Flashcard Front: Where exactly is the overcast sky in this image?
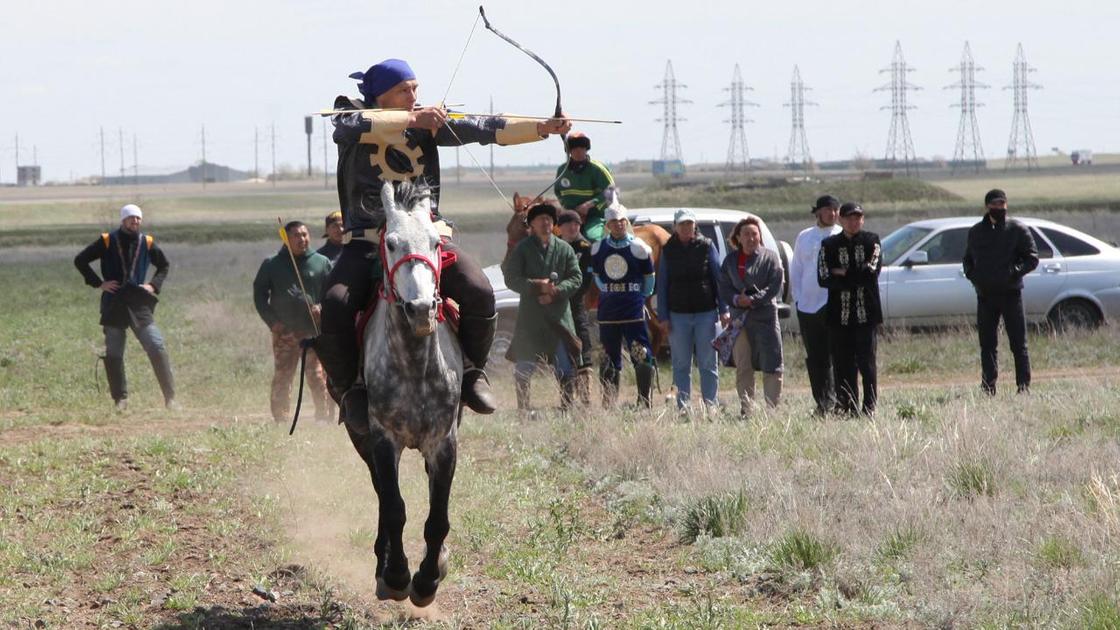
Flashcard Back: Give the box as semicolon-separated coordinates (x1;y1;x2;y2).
1;0;1116;183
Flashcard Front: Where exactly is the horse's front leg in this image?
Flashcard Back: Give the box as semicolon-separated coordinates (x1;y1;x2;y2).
344;428;390;582
367;432;411;601
410;435;457;607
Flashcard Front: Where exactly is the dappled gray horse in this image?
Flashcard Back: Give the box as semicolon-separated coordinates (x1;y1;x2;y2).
345;180;462;607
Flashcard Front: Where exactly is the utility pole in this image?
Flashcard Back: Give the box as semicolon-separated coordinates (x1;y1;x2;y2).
304;116;313;177
650;60;690;163
1004;43;1041;170
876;41;920;174
718;63;758;174
132;135;139;185
99;127;106;185
201;125;207;188
945;42;988;173
254;126;260;180
118;128;125;181
784;65;816;171
270;123;277;189
14;134;19;178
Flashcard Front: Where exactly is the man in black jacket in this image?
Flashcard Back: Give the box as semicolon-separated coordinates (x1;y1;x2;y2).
962;189;1039;394
818;203;882;416
74;204;176;411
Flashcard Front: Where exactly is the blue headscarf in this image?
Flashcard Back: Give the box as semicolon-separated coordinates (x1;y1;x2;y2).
349;59;416;103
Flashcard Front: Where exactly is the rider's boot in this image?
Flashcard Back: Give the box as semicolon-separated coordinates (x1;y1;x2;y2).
458;314;498;414
314;332;369;435
634;361;655;409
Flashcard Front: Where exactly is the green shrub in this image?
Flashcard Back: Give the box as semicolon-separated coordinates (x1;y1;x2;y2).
876;524;923;562
1035;536;1084;570
678;490;749;544
946;458;997;499
770;529;838;571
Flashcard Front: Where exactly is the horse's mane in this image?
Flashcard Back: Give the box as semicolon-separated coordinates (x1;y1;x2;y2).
394;180;435;213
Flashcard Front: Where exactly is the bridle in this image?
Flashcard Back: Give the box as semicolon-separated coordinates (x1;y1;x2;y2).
378;226;445;321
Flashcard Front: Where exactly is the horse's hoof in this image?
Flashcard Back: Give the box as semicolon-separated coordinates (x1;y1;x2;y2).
409;588;437;608
375;576;410;602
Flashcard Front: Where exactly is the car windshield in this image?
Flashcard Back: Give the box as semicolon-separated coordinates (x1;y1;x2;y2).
881;226;934;265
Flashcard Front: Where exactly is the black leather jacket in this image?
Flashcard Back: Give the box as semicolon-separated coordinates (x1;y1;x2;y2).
963;215;1039;297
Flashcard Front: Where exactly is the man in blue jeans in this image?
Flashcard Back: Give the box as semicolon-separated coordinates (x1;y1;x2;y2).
657;209;729;411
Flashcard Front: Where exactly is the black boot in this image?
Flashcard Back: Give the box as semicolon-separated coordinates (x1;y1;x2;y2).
515;370;532;412
634;362;654;408
314;332;368;435
147;347;177;408
458;314;498;414
559;376;576;411
600;364;619;408
104;356;128;409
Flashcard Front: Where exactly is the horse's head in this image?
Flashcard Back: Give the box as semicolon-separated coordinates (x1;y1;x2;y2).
506;193;535;243
381;181;443;337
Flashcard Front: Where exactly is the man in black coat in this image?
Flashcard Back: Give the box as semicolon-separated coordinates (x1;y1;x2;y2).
74;204;177;411
962;189;1039;394
817;202;882;416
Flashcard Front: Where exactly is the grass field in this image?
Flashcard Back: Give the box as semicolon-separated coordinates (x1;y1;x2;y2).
3;172;1120;627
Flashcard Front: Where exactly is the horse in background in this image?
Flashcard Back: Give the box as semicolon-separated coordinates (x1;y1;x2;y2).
346;180;461;608
503;190;671;357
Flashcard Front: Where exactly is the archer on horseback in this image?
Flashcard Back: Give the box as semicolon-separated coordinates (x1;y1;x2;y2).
315;58;571;431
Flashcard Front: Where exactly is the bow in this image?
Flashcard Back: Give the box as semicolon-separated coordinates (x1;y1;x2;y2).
478;6;571;201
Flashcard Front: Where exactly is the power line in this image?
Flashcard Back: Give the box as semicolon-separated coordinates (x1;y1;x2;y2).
718;63;758;174
650;60;690;162
875;41;920;174
784;65;816;171
1004;43;1041;170
945;41;988;173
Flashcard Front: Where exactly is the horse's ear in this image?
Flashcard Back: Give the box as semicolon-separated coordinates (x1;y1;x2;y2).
512;192;522;212
380;181;396;213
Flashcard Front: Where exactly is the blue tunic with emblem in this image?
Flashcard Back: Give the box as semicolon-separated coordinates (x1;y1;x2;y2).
589;235;655;323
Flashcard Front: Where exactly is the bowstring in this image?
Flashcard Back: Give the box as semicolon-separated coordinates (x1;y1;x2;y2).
439;12;481;109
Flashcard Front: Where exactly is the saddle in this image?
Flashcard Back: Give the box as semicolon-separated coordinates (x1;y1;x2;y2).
355;247;461;345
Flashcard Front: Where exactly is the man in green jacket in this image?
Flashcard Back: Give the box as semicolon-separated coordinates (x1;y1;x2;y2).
554;132;615;241
501;200;584;411
253;221;334;423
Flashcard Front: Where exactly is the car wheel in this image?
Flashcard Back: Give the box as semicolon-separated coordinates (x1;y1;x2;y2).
1048;298;1102;331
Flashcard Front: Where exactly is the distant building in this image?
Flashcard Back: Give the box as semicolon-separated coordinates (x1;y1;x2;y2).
17;166;41;186
99;161;249;185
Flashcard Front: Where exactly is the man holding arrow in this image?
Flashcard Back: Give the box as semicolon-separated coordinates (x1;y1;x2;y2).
317;58;570;431
254;221;333;424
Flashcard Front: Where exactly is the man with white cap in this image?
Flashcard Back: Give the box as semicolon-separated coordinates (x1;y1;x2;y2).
588;201;657;407
74;204;177;411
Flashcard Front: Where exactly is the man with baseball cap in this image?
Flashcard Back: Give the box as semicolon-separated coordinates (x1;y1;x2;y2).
501;200;583;411
319;58;571;430
557;209;596;404
817;202;882;416
589;201;657;407
74;204;177;411
962;189;1039;394
656;208;728;412
790;194;842;415
554;132;616;241
316;211;344;264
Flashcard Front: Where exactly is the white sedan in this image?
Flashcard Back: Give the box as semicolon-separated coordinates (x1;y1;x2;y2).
880;217;1120;328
